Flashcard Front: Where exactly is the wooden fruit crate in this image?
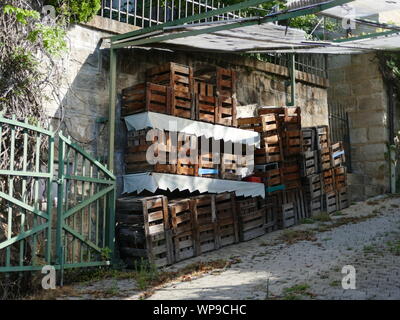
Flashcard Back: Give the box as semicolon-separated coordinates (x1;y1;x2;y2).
316;125;330;150
190;195;219;255
334;166;347;191
303;174;323;200
255;135;283;164
307;196;324;217
322;169;335;193
319;147;332;171
284;188;307;221
331;141;346;167
116;195;174;268
283;130;302;156
168;199;196;262
217;95;237;127
147;62;194;119
280;203;296;229
194;80;217;123
237;114;279;135
300;150;318;177
324;191;338;214
301;128;316;152
337;188;349;210
121;82;171;116
258;107;301;131
254;164;285;194
176;133;198;176
263;194;279;232
221;143;245;180
198;152;219;178
125;129;176;174
215;193;239;247
282;161;302;190
236;197;266;241
217;67;236;97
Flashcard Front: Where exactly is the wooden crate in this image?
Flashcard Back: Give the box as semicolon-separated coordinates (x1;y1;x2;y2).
198;152;219;178
125;129;176;174
307;196;324;217
300;150;318;177
324;191;338;214
147;62;194;119
322;169;335;193
263;194;280;232
303;174;323;200
255;135;283;164
190;195;219;255
237;114;279;134
217;67;236;97
215;193;239;247
168;199;196;262
334;166;347;191
194;80;217;123
221;142;245;180
337;188;349;210
301;128;316;152
176;133;198;176
116;195;174;268
236;197;266;241
121;82;171;116
283;130;302;156
282;161;302;190
280;203;296;229
217;95;237;127
254;164;285;194
316;125;330;150
284;188;307;221
258;107;301;131
319;147;332;171
331;141;346;167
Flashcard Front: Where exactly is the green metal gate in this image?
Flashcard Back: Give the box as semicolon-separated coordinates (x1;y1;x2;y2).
0;116;116;273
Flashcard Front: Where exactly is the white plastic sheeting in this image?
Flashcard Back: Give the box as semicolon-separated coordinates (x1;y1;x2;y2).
124;112;261;147
322;0;400;18
123;172;266;198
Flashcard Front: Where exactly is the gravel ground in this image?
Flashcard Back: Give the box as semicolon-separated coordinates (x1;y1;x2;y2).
61;194;400;300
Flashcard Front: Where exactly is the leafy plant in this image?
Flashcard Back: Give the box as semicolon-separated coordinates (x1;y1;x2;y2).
45;0;101;23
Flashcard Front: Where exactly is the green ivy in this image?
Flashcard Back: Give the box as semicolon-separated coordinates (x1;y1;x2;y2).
45;0;101;23
3;4;40;24
28;24;67;56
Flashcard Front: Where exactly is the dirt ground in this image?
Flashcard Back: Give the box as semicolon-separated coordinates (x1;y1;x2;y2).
53;194;400;300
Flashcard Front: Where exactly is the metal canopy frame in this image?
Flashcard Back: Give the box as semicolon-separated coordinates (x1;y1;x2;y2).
108;0;395;170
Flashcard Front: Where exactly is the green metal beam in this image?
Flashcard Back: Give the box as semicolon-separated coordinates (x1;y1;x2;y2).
0;190;49;220
63;224;103;253
108;48;117;173
287;54;296;107
111;0;355;49
0;116;54;137
110;0;276;43
333;30;400;43
0;223;49;251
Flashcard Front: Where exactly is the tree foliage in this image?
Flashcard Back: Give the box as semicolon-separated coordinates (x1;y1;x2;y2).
45;0;101;23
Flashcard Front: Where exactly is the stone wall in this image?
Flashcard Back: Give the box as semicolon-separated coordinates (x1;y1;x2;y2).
327;53;391;200
44;20;329;194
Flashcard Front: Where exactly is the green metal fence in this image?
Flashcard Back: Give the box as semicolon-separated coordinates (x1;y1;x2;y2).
0;116;116;273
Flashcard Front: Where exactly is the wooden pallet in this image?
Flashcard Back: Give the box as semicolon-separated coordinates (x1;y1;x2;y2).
147;62;195;119
322;169;335;193
194;80;217;123
334;166;347;191
337;187;349;210
236;197;266;241
217;95;237;127
331;141;346;167
121;82;171;116
125;129;176;174
300;150;318;177
190;195;219;255
303;174;323;200
316;125;330;150
116;195;174;268
168;199;196;262
283;130;302;156
319;147;332;171
215;193;239;247
284;188;307;220
301;128;316;152
307;196;324;217
324;191;338;214
282;161;302;190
